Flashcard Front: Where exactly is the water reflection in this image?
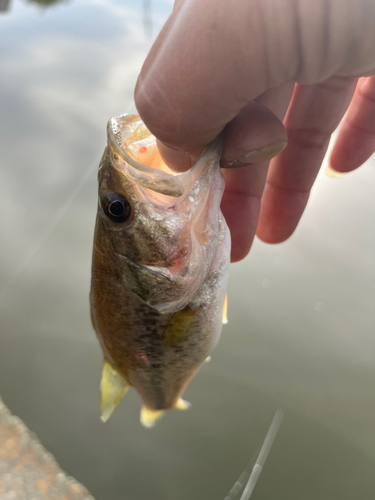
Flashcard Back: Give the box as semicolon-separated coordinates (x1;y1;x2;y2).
26;0;67;7
0;0;10;12
142;0;153;39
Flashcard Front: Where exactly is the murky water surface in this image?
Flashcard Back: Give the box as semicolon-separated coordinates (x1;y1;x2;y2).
1;1;375;498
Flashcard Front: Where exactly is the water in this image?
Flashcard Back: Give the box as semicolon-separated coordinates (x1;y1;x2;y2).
1;1;375;498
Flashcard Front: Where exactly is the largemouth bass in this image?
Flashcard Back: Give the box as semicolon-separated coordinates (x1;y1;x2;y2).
90;114;230;427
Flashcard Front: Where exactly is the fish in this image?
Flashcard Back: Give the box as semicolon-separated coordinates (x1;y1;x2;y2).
90;113;230;427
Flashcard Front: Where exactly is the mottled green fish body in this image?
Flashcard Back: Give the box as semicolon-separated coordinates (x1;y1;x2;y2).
90;114;230;426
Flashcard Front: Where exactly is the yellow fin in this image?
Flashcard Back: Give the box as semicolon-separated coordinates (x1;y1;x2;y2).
164;307;198;346
140;406;165;428
100;359;129;423
174;398;191;411
325;165;345;179
205;356;211;363
222;293;228;325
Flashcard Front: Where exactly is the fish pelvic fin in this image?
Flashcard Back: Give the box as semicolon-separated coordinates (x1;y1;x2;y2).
205;355;211;363
222;293;228;325
140;406;165;428
100;359;129;423
174;398;191;411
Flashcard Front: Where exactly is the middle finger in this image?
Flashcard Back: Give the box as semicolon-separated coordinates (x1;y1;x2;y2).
256;76;358;244
221;82;295;262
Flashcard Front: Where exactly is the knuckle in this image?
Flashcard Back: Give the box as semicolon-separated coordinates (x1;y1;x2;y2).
286;128;330;149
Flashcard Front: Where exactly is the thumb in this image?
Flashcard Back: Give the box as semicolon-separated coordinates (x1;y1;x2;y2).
156;101;287;172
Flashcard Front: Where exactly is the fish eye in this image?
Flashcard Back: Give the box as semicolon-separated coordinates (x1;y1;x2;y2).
102;193;132;223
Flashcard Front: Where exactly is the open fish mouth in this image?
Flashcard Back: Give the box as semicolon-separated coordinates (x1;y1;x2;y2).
107;113;222;199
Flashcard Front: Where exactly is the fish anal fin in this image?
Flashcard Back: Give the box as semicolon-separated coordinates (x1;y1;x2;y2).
100;359;129;423
222;293;228;325
140;406;165;428
174;398;191;411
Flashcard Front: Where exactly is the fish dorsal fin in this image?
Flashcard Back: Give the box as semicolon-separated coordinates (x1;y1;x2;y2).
100;359;129;423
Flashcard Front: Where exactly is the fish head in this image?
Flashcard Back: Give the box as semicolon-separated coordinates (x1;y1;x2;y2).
95;114;224;313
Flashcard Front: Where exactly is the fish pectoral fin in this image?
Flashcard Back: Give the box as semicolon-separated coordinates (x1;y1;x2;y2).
222;293;228;325
164;307;198;347
174;398;191;411
100;359;129;423
140;406;165;428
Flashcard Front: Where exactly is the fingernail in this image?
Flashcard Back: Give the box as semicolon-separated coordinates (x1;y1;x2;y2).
325;165;346;179
224;141;287;167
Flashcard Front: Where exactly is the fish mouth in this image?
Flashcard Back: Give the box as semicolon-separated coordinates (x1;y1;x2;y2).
107;114;222;198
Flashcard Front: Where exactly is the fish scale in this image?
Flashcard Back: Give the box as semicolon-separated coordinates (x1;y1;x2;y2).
90;114;230;427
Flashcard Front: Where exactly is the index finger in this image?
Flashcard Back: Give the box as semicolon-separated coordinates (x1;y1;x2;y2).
135;0;375;161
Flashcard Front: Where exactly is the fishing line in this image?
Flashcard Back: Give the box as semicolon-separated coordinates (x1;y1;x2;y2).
223;456;257;500
240;409;284;500
223;409;284;500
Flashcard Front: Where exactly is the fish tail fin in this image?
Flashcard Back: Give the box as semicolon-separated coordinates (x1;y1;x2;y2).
140;406;165;428
100;359;129;423
222;293;228;325
174;398;191;411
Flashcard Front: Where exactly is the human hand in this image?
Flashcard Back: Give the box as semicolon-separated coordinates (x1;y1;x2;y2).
135;0;375;262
